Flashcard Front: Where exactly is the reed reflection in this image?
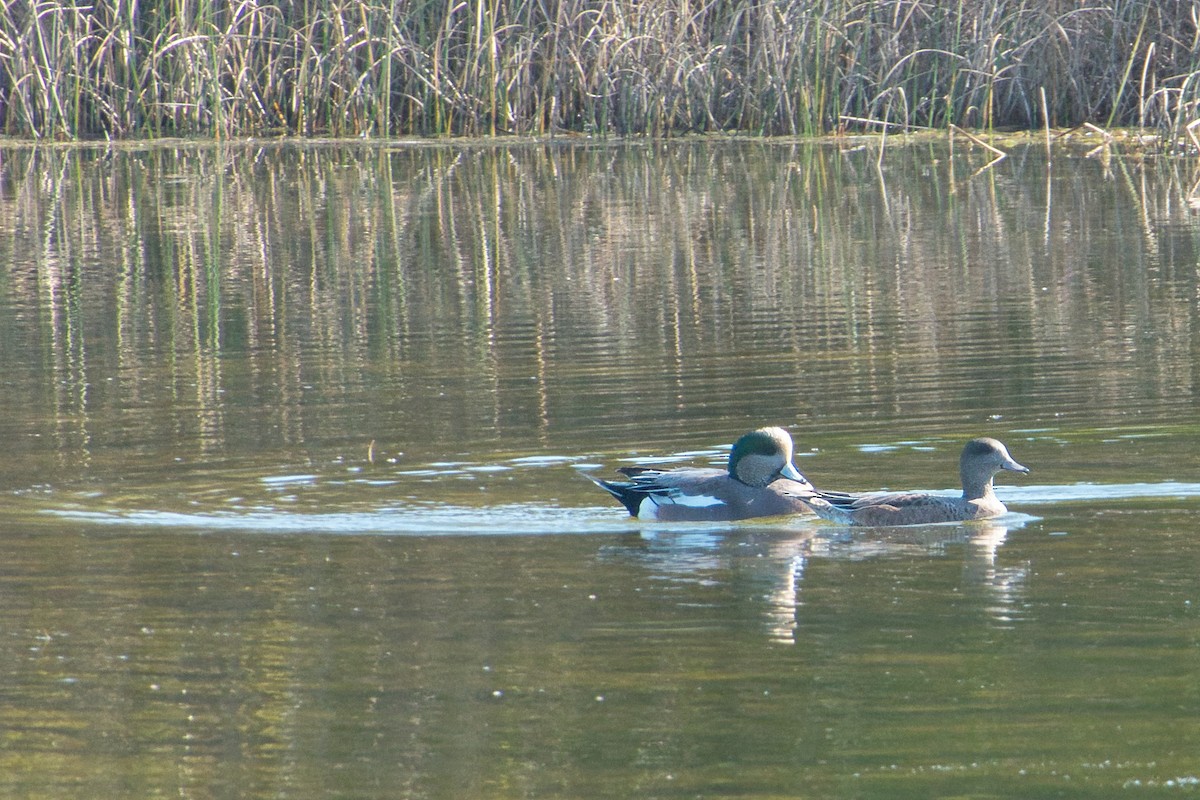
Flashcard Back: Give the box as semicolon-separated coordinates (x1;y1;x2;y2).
0;141;1199;499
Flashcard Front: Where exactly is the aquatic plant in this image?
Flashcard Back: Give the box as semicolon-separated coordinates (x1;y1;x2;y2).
0;0;1197;139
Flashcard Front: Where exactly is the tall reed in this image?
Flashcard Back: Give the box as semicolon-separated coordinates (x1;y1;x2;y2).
0;0;1197;139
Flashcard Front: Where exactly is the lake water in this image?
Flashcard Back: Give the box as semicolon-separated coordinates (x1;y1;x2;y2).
1;137;1199;798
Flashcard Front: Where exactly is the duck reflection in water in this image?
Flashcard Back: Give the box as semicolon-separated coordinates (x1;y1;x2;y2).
764;519;1031;643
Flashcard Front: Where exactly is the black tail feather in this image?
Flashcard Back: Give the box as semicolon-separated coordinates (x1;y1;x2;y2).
585;474;643;516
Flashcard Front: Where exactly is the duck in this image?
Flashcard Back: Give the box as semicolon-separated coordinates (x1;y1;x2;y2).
589;427;817;521
792;437;1029;527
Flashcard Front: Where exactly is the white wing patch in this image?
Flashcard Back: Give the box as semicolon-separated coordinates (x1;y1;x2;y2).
668;494;724;508
638;492;725;518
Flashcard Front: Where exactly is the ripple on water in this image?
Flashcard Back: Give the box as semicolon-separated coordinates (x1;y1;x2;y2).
24;474;1200;537
1005;481;1200;504
41;504;640;536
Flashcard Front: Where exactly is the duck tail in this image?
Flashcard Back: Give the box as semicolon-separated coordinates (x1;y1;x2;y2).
584;473;644;516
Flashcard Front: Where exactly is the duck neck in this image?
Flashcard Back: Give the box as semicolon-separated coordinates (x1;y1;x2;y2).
962;475;996;502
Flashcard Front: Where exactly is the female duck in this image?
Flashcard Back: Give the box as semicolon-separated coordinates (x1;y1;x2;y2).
795;437;1029;526
590;427;816;521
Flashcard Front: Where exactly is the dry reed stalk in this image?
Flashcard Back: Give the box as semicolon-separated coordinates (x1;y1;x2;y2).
1187;119;1200;153
0;0;1198;139
1040;86;1051;159
949;124;1005;159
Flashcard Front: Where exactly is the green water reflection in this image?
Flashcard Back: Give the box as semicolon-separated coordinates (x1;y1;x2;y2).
2;139;1199;495
2;514;1199;798
1;139;1199;797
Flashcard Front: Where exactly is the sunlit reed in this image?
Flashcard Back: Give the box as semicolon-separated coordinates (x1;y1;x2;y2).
1;1;1198;139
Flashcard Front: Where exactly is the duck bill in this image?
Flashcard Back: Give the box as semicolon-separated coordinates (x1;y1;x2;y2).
1004;459;1030;475
779;462;809;483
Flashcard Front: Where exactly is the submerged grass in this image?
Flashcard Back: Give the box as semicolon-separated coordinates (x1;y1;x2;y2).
1;0;1199;140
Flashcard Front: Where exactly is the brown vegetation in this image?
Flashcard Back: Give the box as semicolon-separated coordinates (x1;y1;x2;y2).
0;1;1198;139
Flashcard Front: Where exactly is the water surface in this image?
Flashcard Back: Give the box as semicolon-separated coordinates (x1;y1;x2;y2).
1;138;1199;797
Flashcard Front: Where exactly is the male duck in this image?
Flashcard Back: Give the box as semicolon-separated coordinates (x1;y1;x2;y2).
589;427;816;521
794;437;1029;527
